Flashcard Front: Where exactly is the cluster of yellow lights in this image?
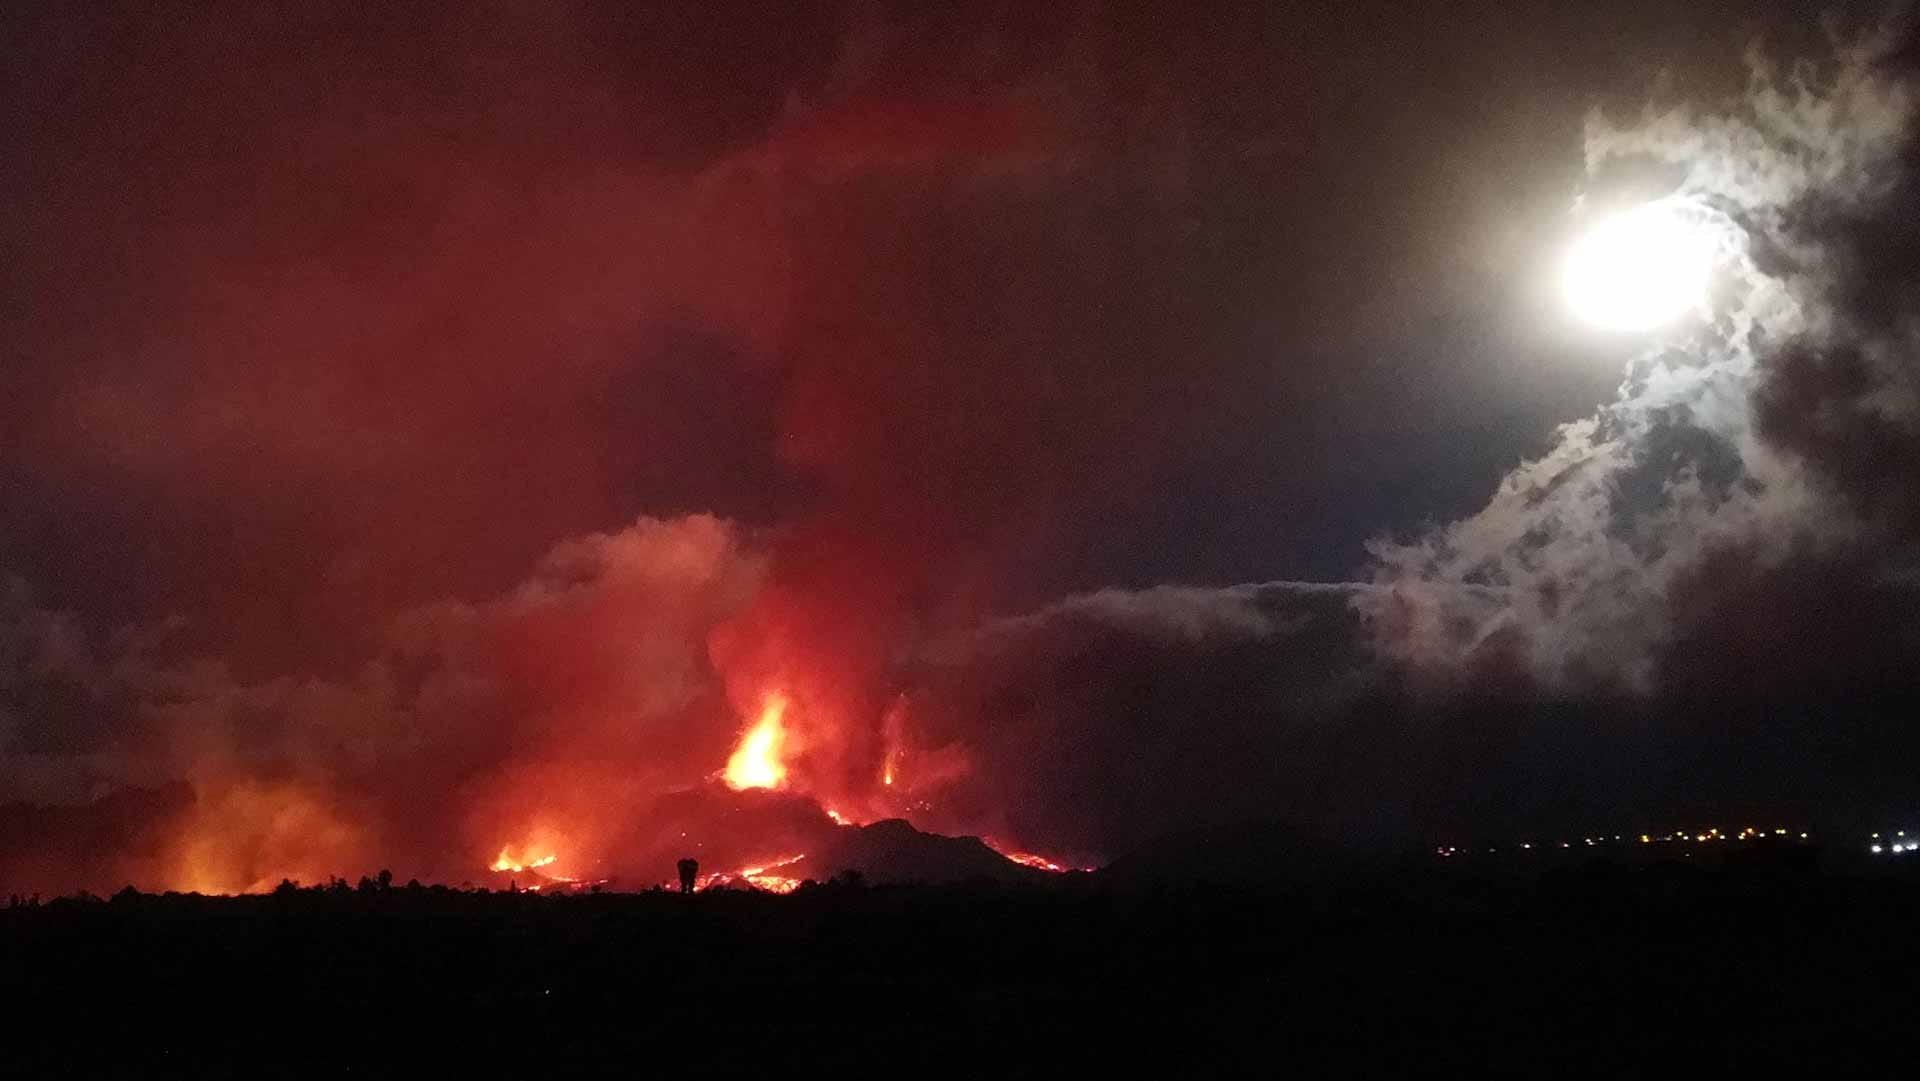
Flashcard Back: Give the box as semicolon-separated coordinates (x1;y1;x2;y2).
1635;827;1805;844
1445;828;1811;856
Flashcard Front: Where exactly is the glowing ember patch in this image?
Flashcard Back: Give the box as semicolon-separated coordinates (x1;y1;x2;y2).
825;808;850;825
724;693;790;790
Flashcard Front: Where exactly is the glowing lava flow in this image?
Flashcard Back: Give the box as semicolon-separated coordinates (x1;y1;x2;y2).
984;840;1090;874
490;849;558;874
738;854;807;894
681;854;808;893
724;693;790;790
1001;851;1070;873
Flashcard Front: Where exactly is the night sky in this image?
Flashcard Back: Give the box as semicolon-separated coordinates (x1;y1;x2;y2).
4;0;1919;893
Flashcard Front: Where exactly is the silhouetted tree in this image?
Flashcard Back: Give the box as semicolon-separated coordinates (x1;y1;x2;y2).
677;858;699;894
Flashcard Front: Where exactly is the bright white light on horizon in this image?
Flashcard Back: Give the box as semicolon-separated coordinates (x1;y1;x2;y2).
1563;202;1714;332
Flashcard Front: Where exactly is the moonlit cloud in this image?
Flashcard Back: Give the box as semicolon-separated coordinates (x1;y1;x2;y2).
1365;25;1919;692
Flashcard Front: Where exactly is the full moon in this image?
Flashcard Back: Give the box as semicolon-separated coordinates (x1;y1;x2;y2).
1562;201;1713;332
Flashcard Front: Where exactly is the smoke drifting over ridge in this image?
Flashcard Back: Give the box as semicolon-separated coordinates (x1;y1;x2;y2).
6;4;1920;892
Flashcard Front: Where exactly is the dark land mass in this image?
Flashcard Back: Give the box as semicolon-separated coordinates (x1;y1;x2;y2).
782;817;1059;885
7;839;1920;1077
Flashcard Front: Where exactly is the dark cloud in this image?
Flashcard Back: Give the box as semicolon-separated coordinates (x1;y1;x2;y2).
903;581;1381;862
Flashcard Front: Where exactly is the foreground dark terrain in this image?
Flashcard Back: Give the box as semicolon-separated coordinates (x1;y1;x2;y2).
8;850;1919;1077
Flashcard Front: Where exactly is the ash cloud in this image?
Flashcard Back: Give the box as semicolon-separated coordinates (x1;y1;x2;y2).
904;581;1384;863
2;516;771;892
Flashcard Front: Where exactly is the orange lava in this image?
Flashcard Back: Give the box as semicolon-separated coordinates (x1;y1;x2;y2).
724;693;790;790
738;854;807;894
489;848;558;874
879;693;906;788
680;853;808;893
984;840;1087;873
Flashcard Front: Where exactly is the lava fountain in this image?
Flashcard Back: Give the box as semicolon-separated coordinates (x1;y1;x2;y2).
724;693;791;790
